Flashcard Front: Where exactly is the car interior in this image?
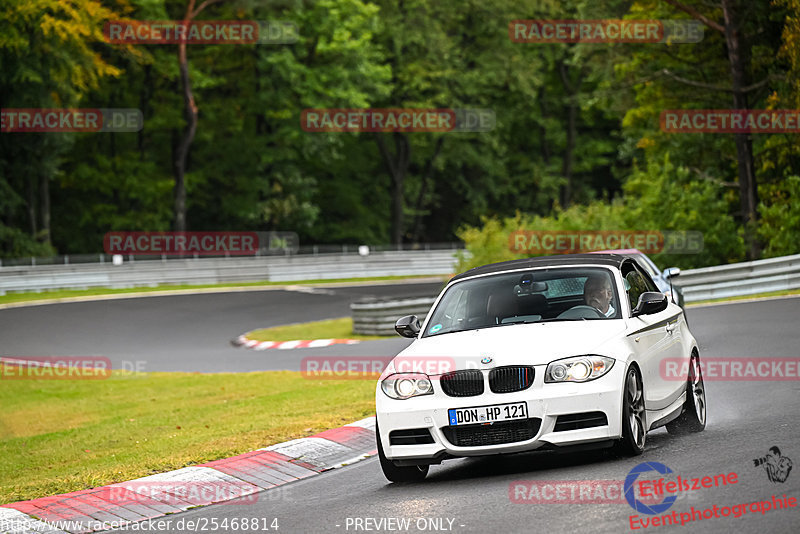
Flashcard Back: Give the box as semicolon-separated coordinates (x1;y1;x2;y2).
441;269;622;332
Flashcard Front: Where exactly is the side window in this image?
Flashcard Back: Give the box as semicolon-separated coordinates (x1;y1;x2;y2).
636;264;660;293
625;270;648;312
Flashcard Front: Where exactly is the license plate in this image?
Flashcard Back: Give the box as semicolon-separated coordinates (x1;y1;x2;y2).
448;402;527;426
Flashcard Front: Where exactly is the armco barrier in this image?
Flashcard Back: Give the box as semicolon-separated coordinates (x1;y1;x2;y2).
674;253;800;302
351;296;438;336
0;249;460;295
2;246;798;303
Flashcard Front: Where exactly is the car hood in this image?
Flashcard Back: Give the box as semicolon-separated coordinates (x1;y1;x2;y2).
394;320;627;373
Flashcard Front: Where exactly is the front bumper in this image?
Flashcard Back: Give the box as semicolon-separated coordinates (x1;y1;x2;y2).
376;362;624;461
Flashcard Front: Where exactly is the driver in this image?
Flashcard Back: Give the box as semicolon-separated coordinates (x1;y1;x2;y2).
584;274;615;317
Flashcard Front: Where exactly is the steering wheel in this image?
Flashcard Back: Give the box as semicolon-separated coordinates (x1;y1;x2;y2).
556;305;604;319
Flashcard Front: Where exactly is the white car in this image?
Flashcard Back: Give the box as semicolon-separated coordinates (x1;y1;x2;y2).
375;254;706;482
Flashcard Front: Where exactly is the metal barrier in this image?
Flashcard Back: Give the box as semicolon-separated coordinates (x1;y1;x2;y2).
3;243;798;304
351;297;438;336
0;249;460;295
675;253;800;302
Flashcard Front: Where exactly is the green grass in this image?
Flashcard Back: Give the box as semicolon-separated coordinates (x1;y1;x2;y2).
687;287;800;307
0;367;376;504
245;317;390;342
0;274;445;307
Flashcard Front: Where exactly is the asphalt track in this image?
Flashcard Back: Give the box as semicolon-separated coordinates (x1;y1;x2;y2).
87;295;798;534
4;286;800;533
0;282;441;372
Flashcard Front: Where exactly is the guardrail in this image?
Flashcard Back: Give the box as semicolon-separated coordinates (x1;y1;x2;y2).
351;297;438;336
675;253;800;302
0;249;461;295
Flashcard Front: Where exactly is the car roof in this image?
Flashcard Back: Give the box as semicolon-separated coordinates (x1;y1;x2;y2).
589;248;643;255
451;253;629;283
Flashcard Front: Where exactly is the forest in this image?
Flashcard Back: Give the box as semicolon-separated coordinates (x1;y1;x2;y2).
2;0;799;269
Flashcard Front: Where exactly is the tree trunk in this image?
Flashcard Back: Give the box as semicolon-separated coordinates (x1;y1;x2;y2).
410;136;445;242
172;1;205;232
562;102;577;207
722;0;760;259
375;132;410;245
26;175;36;236
558;60;579;208
39;173;50;245
173;36;196;232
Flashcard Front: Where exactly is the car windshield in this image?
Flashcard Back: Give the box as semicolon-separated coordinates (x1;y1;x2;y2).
423;267;621;337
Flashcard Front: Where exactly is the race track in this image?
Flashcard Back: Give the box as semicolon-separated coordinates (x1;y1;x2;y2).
0;282;441;372
4;288;799;533
102;296;800;534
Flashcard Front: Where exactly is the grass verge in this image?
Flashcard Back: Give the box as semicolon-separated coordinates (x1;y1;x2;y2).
0;367;376;504
244;317;390;342
686;287;800;307
0;274;446;307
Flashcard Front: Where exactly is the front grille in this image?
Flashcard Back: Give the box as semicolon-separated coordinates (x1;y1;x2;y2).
489;366;534;393
553;411;608;432
440;370;484;397
389;428;435;445
442;419;541;447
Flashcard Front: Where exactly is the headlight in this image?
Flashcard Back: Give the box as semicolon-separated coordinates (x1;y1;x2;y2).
381;373;434;399
545;355;615;383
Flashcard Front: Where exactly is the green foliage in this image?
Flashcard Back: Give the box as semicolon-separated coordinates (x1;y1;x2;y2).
758;175;800;257
0;0;798;262
457;155;745;272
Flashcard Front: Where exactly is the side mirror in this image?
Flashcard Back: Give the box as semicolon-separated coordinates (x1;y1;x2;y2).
632;292;668;317
395;315;421;338
663;267;681;279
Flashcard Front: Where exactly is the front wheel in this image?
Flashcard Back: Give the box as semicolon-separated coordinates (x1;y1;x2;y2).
376;421;429;482
666;353;707;435
614;365;646;456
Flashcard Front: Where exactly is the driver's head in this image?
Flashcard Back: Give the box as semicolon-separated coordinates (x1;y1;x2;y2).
584;273;613;313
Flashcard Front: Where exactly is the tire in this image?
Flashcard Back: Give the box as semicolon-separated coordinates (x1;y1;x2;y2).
614;365;646;456
666;352;707;435
376;421;429;482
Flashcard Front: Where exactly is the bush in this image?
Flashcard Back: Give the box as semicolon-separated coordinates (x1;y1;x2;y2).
456;154;746;273
758;175;800;258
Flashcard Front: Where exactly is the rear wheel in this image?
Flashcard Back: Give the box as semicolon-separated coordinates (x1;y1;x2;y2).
614;365;646;456
666;352;706;435
376;422;429;482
